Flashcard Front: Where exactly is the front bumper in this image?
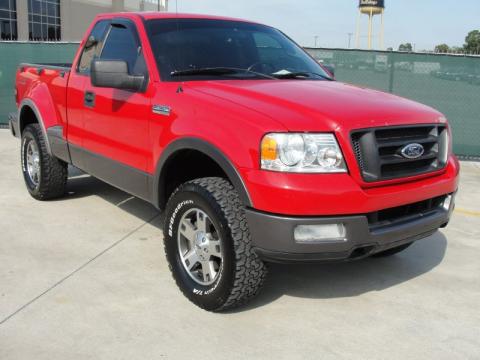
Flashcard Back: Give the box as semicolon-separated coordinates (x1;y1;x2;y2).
240;157;459;215
246;194;454;263
8;112;19;138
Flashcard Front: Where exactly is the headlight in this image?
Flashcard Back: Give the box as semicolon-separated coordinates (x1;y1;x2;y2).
261;133;347;173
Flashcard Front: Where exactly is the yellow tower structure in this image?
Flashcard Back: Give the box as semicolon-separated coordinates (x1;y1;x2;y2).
355;0;385;50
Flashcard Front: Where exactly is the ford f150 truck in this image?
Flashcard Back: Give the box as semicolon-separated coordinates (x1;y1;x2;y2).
9;13;459;311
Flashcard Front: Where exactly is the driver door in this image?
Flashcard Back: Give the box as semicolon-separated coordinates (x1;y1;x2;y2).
81;20;152;199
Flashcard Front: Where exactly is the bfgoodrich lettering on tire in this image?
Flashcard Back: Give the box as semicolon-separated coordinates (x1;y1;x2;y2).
163;177;267;311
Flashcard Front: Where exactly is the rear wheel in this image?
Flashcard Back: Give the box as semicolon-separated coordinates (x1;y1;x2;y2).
163;177;267;311
372;242;412;258
21;124;67;200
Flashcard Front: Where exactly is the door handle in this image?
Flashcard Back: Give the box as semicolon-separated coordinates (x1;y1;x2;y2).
84;91;95;108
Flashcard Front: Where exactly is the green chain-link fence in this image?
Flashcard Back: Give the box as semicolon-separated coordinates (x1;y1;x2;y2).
0;42;78;127
1;43;479;157
306;48;480;157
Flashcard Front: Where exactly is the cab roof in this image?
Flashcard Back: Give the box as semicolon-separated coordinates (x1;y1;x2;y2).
96;12;257;24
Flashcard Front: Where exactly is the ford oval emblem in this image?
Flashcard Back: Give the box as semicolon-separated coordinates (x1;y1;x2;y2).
401;143;425;159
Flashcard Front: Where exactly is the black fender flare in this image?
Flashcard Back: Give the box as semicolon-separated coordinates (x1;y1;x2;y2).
153;137;253;209
18;99;52;154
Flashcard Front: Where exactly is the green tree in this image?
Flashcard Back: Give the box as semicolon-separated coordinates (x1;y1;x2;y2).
398;43;413;52
464;30;480;54
435;44;450;53
451;46;465;54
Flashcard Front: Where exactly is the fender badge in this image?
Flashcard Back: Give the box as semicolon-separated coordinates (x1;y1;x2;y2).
152;105;171;116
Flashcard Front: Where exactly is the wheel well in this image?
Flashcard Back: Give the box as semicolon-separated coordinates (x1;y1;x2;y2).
19;106;38;134
159;149;229;209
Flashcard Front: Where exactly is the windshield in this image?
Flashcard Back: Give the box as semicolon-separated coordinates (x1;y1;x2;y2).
146;19;331;81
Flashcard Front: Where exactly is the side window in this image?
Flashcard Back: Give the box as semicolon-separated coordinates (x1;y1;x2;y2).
100;24;146;75
77;20;109;74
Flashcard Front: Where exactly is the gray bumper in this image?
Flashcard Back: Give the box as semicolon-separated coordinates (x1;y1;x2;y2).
246;197;454;263
8;112;20;138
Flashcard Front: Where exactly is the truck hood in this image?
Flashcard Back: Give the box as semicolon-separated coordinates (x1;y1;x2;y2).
187;80;444;132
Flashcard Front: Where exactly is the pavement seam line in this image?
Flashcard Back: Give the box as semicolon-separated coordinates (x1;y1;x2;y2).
0;214;160;326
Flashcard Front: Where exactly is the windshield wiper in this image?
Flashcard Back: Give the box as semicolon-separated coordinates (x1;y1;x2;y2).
170;67;277;80
272;71;334;81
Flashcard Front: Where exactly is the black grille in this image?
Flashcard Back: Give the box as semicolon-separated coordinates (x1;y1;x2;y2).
351;124;448;182
367;195;447;229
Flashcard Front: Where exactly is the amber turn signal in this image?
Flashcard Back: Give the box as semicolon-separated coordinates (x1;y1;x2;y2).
261;135;278;161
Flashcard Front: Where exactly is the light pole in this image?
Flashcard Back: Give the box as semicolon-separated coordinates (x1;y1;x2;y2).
347;33;353;48
314;35;319;48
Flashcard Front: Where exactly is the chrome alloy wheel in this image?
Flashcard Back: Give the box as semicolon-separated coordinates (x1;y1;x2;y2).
25;140;40;187
177;208;223;286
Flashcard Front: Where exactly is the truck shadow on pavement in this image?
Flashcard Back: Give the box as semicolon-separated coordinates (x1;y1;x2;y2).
63;167;162;223
240;231;447;311
63;168;447;312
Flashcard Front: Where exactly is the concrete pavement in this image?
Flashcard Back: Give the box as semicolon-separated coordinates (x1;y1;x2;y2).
0;129;479;359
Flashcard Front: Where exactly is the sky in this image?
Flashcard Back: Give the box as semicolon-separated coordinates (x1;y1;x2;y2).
168;0;480;51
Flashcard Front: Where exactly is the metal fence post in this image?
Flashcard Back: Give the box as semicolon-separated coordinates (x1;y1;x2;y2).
388;52;395;93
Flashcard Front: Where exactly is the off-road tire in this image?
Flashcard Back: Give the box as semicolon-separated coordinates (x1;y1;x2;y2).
163;177;267;311
21;124;67;200
372;242;413;257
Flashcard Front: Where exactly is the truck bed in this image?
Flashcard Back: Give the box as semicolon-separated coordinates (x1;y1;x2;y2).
19;63;72;71
15;63;72;134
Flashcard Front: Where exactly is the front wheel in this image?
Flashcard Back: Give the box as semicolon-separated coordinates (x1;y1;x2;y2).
163;177;267;311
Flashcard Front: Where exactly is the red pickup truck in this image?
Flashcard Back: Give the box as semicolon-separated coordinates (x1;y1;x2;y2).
9;12;459;311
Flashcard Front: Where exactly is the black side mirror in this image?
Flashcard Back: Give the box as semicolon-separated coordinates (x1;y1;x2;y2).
323;64;335;78
91;59;146;92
